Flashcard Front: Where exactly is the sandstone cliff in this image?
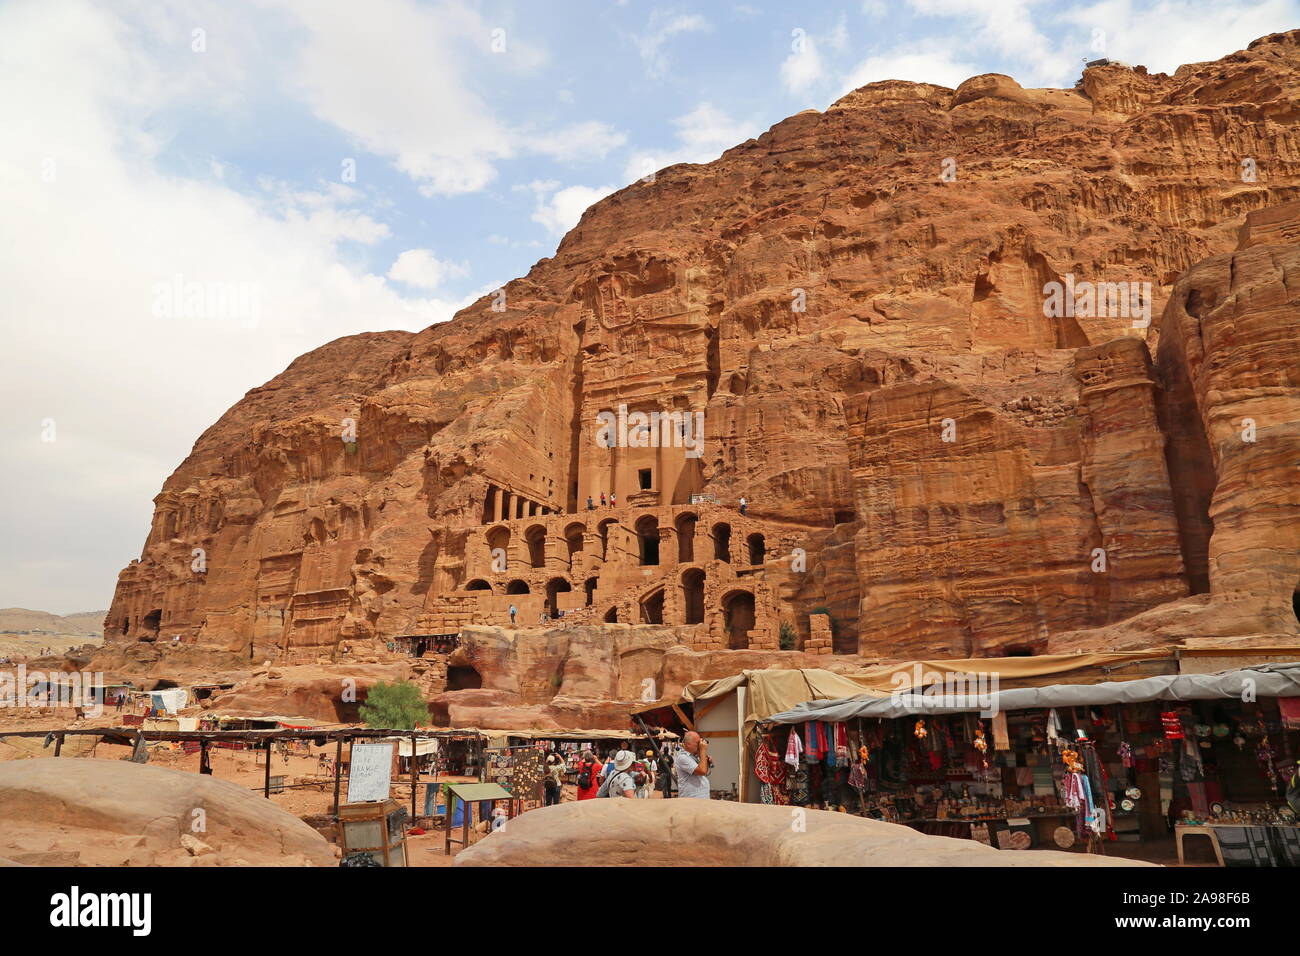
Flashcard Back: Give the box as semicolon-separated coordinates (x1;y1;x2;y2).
107;31;1300;674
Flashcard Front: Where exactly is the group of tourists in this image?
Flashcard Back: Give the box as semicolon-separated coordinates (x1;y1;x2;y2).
541;731;712;803
585;492;619;510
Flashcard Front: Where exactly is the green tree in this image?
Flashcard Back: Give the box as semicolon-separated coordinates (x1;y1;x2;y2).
358;680;427;730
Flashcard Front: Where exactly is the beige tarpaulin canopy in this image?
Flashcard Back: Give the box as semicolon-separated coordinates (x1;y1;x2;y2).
674;650;1172;733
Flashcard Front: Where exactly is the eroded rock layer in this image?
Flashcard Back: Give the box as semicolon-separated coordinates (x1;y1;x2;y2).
108;33;1300;679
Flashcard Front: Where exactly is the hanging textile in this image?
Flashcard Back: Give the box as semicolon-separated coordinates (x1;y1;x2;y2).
834;722;851;765
784;727;804;767
991;711;1010;751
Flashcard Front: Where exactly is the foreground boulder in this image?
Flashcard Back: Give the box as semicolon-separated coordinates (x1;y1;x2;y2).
455;800;1155;867
0;758;336;866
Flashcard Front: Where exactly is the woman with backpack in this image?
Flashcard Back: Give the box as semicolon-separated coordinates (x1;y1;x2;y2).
596;751;639;799
575;749;602;801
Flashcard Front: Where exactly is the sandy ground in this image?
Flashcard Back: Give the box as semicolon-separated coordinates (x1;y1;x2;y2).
0;706;628;866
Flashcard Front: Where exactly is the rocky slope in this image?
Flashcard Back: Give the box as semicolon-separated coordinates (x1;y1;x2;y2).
107;31;1300;672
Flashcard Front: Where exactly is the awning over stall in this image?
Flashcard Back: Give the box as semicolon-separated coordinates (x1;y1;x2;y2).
761;662;1300;724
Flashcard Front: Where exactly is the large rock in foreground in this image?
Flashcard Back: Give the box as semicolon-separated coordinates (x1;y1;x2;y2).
455;800;1155;867
0;758;336;866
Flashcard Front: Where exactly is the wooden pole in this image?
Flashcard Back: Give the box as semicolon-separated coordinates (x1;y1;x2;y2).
332;736;344;817
53;733;64;757
410;729;419;821
263;739;272;798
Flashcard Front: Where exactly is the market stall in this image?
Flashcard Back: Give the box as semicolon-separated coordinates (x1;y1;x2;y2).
753;663;1300;862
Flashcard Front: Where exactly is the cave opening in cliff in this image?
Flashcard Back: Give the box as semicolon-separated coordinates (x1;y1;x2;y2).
506;580;530;594
723;590;755;649
1293;586;1300;624
140;609;162;641
636;515;660;565
446;665;482;691
482;485;498;525
525;524;547;568
713;523;732;562
465;579;492;591
681;568;705;624
546;577;572;617
640;588;665;625
675;512;698;562
486;525;510;560
604;606;618;623
584;576;597;606
747;533;766;566
599;518;617;560
564;522;586;568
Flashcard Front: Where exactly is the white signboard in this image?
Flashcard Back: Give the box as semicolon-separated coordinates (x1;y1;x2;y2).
346;742;394;803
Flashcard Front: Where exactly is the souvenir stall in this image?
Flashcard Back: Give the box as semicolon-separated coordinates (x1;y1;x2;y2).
754;663;1300;862
482;729;679;800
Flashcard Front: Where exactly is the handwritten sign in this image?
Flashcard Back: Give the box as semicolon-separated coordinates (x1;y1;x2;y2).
346;742;394;803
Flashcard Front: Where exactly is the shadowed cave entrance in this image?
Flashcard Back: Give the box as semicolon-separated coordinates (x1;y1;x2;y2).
446;665;482;691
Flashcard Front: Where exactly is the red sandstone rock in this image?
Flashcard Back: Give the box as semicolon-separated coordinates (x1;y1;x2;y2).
105;32;1300;705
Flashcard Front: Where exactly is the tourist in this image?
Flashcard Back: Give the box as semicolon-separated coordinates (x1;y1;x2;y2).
587;495;594;510
544;752;565;806
636;750;656;798
600;492;607;506
575;750;602;800
597;750;638;798
674;731;711;799
657;747;675;798
602;751;616;781
609;493;617;507
738;495;747;515
508;604;517;625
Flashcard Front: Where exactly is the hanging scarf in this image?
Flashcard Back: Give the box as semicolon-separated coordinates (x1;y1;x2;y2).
784;728;804;767
834;722;851;765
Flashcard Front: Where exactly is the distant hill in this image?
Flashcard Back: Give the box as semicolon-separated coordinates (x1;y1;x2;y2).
0;608;106;637
0;609;106;658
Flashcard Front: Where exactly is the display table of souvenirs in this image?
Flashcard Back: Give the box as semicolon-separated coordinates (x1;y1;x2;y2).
1173;805;1300;866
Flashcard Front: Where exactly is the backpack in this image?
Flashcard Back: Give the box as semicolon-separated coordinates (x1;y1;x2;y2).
577;762;594;790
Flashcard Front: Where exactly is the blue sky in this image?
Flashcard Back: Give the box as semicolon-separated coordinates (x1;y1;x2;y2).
3;0;1297;613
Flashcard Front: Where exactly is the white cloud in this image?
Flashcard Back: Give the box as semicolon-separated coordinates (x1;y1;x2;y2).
623;102;760;183
634;11;711;78
781;30;827;95
531;121;629;162
282;0;625;196
840;47;980;92
387;249;470;290
529;182;618;236
0;0;465;611
1056;0;1299;76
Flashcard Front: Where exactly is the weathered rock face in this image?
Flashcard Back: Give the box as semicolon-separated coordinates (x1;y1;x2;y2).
0;759;336;866
454;799;1155;867
108;32;1300;675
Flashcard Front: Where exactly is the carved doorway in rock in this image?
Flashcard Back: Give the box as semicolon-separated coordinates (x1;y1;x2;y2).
722;589;755;649
681;568;705;625
635;515;660;566
640;587;665;625
446;665;482;691
525;524;547;568
712;523;731;562
546;577;572;618
564;522;586;570
675;512;697;563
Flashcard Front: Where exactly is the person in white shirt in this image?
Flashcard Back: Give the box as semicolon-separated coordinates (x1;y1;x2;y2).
674;731;711;799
